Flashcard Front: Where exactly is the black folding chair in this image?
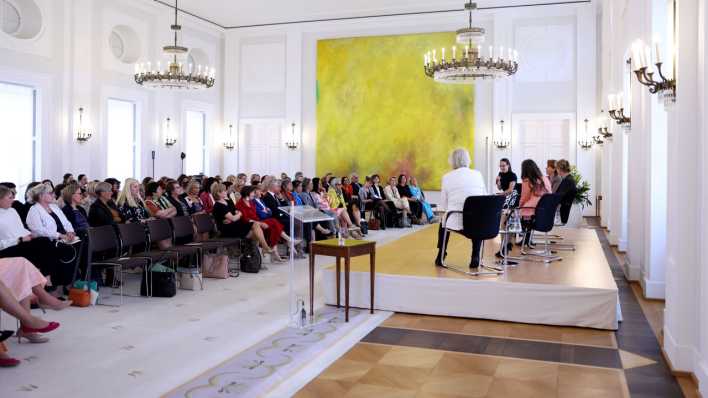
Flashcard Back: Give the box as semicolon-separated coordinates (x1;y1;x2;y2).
441;195;506;276
520;194;563;263
87;225;151;305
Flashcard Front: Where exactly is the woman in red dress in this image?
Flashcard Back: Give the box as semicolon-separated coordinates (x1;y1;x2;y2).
236;186;286;262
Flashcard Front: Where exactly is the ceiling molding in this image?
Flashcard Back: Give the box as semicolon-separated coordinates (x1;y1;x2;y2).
152;0;591;31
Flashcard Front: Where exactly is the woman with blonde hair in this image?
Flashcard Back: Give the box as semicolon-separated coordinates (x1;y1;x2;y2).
117;178;150;223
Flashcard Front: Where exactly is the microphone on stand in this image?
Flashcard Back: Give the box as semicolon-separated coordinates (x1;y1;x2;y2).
180;152;186;175
151;150;156;178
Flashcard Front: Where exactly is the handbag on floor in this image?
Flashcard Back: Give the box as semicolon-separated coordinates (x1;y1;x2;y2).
359;220;368;235
239;240;262;273
178;272;201;291
203;254;229;279
367;215;380;230
140;263;177;297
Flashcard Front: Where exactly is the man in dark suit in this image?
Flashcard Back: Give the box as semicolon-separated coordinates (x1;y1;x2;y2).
554;159;577;224
262;180;290;231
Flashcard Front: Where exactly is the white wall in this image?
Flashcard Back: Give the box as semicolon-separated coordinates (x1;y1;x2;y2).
600;0;708;394
223;3;599;202
0;0;225;184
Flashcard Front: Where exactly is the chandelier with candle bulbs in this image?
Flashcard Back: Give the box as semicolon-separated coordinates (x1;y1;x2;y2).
134;0;215;90
423;2;519;83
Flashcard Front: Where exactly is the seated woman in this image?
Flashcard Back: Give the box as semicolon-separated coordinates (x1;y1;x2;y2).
0;278;60;366
164;180;190;217
89;182;124;227
397;175;424;224
226;182;241;205
358;177;388;230
145;182;177;219
340;176;363;226
327;178;362;237
81;181;98;215
199;177;216;214
408;176;436;223
26;183;78;290
61;183;90;235
117;178;151;223
299;179;335;236
281;180;295;203
235;186;286;263
435;148;488;268
184;181;205;215
384;176;411;225
495;158;517;196
211;183;269;250
519;159;552;246
546;159;562;193
316;179;354;237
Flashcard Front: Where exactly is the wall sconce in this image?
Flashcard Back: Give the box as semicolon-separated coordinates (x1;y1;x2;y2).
164;117;177;147
631;39;676;105
493;120;509;149
578;118;594;150
285;122;299;150
75;107;93;143
607;93;631;128
223;124;236;151
596;110;612;139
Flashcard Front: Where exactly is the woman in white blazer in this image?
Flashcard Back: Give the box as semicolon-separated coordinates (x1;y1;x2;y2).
26;184;75;242
436;148;488;268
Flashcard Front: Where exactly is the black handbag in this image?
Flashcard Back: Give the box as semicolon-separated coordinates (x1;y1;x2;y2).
239;240;262;273
359;220;368;235
140;268;177;297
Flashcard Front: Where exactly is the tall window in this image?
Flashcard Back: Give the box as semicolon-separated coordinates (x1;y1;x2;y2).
185;110;206;175
0;81;37;195
106;98;137;181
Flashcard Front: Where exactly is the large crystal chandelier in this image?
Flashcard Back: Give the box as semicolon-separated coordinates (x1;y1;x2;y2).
134;0;215;90
423;2;519;83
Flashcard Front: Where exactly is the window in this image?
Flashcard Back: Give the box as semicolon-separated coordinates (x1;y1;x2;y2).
106;98;137;182
0;81;37;195
185;110;206;175
0;0;21;35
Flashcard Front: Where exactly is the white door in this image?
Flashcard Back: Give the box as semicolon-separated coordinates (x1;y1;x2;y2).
514;119;570;173
240;119;285;176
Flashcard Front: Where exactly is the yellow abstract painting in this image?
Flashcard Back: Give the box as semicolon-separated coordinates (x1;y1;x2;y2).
316;32;475;190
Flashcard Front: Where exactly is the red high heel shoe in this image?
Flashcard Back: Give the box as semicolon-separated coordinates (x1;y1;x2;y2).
0;357;20;367
20;321;60;334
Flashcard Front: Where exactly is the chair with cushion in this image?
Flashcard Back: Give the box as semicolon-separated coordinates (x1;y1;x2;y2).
87;225;151;304
193;213;241;248
519;193;563;263
440;195;506;276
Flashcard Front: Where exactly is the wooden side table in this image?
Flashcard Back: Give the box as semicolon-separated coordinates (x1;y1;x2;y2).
309;239;376;322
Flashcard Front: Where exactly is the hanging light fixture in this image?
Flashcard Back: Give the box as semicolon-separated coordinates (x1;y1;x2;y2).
578;118;594;149
134;0;215;90
164;117;177;147
493;120;509;149
285;123;299;150
75;107;93;143
423;2;519;83
223;124;236;151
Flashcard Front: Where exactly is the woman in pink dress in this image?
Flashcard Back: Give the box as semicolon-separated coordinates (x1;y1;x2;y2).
0;278;60;366
0;257;69;344
519;159;552;247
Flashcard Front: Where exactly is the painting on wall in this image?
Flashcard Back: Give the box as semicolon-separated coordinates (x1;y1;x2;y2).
316;32;475;190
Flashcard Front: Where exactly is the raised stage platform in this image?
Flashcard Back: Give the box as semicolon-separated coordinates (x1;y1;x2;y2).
322;224;620;330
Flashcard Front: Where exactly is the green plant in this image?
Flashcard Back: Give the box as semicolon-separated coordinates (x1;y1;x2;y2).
570;166;592;209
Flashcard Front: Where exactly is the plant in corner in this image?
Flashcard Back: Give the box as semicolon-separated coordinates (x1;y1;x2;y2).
570;166;592;209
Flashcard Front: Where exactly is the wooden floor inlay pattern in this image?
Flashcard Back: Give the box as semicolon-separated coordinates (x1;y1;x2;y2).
296;219;687;398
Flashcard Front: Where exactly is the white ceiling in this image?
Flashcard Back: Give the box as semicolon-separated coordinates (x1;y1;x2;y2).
160;0;590;29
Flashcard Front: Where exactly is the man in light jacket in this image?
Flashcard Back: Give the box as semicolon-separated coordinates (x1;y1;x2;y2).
436;148;487;268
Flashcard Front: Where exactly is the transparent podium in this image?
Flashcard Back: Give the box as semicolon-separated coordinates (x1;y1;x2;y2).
278;205;335;328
